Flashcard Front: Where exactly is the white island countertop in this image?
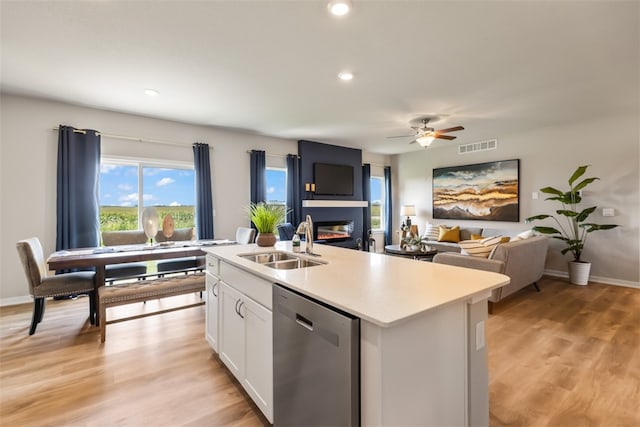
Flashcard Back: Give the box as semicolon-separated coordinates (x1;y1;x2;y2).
204;241;509;327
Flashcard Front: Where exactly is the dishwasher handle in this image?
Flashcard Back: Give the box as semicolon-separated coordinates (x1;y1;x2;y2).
295;313;313;331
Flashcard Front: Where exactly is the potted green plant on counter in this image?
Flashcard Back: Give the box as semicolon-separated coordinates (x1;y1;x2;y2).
526;165;619;285
247;202;288;247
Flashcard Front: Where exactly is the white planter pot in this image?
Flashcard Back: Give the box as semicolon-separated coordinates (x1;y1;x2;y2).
569;261;591;285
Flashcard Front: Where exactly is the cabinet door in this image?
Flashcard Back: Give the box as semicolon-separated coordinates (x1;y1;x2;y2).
219;282;245;380
205;271;219;352
241;296;274;423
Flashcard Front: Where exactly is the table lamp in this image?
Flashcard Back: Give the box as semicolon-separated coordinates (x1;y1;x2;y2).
400;205;416;227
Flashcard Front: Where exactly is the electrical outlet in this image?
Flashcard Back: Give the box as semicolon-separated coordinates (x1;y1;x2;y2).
603;208;615;217
532;192;538;200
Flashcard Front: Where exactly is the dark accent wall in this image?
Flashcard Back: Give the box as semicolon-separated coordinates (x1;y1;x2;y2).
298;140;364;249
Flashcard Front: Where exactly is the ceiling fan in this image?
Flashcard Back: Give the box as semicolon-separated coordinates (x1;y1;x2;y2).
387;117;464;147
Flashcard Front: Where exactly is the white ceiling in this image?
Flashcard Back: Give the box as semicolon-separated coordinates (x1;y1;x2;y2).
1;1;637;154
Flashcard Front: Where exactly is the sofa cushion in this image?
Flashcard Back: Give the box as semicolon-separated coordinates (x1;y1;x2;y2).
460;227;483;241
459;235;502;258
438;225;461;243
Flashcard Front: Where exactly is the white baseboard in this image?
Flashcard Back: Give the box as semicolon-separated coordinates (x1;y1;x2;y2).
0;295;32;307
544;269;640;289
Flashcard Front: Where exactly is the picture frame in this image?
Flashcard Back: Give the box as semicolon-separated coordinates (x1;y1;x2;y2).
432;159;520;222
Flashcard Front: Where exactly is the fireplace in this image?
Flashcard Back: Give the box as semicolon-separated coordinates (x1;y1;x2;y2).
314;220;354;243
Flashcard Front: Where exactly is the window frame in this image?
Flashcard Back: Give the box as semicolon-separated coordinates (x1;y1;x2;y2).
265;165;288;207
370;175;385;232
100;156;195;230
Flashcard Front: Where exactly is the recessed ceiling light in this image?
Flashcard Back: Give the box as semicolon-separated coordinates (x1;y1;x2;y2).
338;71;354;81
328;0;351;16
144;88;159;97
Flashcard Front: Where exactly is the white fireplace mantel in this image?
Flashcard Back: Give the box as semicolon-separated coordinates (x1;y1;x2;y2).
302;200;368;208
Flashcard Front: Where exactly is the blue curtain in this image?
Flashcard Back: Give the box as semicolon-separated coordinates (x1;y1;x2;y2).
286;154;301;225
362;163;371;250
384;166;393;245
250;149;266;201
193;143;214;239
56;125;101;251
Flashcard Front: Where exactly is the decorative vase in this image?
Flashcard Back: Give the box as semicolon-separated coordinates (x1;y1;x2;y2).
569;261;591;285
255;232;276;247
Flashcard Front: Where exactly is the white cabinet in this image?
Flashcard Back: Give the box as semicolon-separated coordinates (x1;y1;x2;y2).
240;293;272;418
217;267;273;423
205;271;219;351
219;282;245;378
205;256;220;352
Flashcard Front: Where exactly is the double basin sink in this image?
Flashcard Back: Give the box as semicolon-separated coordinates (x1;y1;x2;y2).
239;251;326;270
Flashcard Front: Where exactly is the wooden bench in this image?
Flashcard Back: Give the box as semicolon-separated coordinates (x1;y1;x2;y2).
98;272;206;342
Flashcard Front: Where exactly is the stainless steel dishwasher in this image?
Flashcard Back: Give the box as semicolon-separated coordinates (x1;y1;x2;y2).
273;284;360;426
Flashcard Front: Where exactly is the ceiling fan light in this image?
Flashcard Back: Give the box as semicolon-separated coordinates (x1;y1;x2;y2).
416;135;435;147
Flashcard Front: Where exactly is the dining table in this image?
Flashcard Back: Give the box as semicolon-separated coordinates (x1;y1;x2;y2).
47;240;234;325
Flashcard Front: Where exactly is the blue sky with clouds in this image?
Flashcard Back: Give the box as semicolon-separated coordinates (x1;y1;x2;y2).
100;164;194;206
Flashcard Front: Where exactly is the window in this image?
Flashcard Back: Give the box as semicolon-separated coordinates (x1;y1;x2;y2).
370;176;385;230
99;159;195;232
266;167;287;207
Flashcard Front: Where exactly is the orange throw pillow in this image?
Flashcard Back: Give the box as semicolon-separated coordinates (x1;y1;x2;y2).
438;225;460;243
471;234;483;240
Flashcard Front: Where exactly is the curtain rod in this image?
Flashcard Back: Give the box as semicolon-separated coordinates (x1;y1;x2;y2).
246;150;299;159
51;127;204;148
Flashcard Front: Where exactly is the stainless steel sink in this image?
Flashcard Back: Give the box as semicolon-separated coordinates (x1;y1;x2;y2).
238;251;325;270
239;251;298;264
263;258;325;270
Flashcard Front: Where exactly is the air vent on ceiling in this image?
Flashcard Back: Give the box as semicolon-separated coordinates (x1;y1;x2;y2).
458;139;497;155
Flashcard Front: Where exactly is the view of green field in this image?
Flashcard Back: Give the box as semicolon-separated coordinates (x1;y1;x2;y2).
100;206;195;232
371;202;381;229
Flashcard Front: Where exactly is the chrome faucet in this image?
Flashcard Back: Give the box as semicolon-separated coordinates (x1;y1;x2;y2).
296;214;315;255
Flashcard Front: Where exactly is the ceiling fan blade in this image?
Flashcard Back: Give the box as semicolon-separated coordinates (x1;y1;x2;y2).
387;134;415;139
435;134;456;140
436;126;464;134
409;140;418;144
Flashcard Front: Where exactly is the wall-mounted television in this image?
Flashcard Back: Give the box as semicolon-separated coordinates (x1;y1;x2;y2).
314;163;354;196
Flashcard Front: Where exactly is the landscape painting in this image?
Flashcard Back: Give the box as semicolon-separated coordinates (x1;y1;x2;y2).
432;159;519;221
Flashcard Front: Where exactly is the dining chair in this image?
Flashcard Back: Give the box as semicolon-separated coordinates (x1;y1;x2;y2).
102;230;148;283
16;238;96;335
236;227;256;244
156;227;203;275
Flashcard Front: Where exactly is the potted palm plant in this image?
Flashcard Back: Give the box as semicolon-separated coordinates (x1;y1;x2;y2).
526;165;619;285
247;202;288;247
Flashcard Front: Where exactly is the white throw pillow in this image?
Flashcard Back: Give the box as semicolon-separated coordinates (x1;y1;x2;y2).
511;229;535;241
423;223;441;241
458;235;502;258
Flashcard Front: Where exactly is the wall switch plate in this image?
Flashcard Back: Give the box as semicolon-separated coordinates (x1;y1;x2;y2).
532;192;538;200
602;208;615;217
475;321;485;350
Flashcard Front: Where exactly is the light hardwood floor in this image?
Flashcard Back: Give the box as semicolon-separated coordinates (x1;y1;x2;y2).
1;277;638;426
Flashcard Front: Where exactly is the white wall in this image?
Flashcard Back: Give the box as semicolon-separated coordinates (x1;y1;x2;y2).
0;94;299;304
392;112;639;287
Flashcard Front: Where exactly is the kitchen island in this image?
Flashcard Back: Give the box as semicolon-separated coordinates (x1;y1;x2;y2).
204;241;509;426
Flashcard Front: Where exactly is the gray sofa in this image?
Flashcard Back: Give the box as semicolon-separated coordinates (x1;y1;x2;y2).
421;226;483;252
433;235;548;312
